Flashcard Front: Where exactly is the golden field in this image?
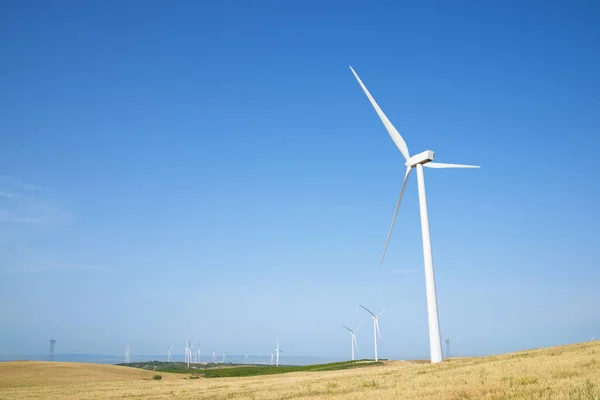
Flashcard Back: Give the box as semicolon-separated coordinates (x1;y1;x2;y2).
1;340;599;399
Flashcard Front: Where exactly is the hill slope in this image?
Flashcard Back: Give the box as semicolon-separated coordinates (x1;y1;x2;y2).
0;361;181;389
1;341;599;399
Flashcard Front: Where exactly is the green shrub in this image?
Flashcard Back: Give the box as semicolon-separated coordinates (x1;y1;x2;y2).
152;374;162;380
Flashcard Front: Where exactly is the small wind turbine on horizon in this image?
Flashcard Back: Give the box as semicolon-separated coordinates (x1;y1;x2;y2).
342;321;363;361
184;340;192;367
167;345;172;363
195;344;201;364
124;345;131;364
270;352;274;365
212;349;216;363
591;334;597;342
350;66;480;364
222;352;226;363
244;353;248;364
275;337;282;367
359;304;386;362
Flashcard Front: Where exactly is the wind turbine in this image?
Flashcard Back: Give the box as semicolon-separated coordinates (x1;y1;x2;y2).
185;340;192;367
244;353;248;364
167;345;172;363
270;352;274;365
195;344;201;364
212;349;216;363
591;334;597;342
359;305;386;361
350;66;480;364
124;345;131;364
274;337;282;367
222;352;226;363
342;321;363;361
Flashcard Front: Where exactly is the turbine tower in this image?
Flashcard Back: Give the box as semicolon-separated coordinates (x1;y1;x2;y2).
167;345;172;363
49;338;56;362
124;345;131;364
244;353;248;364
350;66;480;363
359;305;386;361
270;352;274;365
212;349;216;363
195;344;201;364
342;322;363;361
274;337;282;367
222;352;226;363
184;340;192;367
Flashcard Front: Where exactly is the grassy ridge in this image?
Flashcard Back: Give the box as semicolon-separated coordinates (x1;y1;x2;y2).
120;360;382;378
201;360;382;378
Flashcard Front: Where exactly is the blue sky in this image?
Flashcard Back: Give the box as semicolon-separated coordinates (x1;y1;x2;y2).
1;0;599;360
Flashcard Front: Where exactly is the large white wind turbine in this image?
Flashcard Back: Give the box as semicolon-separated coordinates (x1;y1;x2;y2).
350;66;480;364
274;337;282;367
342;321;363;361
167;345;172;363
359;305;386;361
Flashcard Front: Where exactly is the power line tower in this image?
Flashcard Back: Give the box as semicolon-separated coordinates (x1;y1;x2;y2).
49;338;56;361
445;338;450;359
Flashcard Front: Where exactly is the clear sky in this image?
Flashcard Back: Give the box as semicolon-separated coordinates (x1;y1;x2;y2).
1;0;599;360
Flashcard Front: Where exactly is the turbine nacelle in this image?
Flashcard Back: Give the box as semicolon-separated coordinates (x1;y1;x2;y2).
406;150;434;168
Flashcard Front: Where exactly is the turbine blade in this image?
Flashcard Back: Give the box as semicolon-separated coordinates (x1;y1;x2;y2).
424;162;480;169
376;308;388;318
349;66;410;160
381;167;412;265
359;304;376;317
342;325;353;333
355;321;363;332
353;334;358;352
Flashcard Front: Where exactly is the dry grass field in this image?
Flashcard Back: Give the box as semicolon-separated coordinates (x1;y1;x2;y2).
1;341;599;399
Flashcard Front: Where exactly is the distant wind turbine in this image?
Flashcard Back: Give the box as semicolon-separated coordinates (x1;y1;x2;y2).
591;334;596;342
124;345;131;364
359;304;386;361
167;345;172;363
342;321;363;361
270;352;274;365
222;352;226;363
184;340;192;367
275;337;282;367
245;353;248;364
350;66;479;363
212;349;216;363
195;344;201;364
